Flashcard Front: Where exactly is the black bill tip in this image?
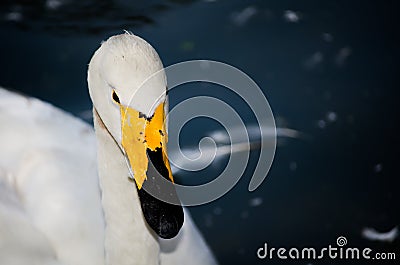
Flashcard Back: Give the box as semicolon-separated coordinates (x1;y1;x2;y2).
136;147;184;239
138;188;183;239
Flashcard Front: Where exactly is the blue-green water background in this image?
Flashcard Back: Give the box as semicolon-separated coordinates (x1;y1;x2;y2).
1;0;399;264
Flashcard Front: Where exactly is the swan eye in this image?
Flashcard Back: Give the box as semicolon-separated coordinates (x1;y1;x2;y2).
112;89;120;104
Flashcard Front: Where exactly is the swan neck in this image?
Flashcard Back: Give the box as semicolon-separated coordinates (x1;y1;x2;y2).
93;108;159;265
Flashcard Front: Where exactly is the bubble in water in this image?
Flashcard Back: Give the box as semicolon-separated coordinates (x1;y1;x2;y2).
283;10;300;23
304;52;324;70
335;47;352;67
374;163;382;173
5;11;22;22
231;6;258;26
326;111;337;122
46;0;63;10
249;197;263;207
317;120;326;129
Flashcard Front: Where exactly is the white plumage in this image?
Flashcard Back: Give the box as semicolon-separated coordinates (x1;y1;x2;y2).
0;33;217;265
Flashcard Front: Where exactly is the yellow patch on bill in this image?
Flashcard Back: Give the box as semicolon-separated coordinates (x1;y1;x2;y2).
120;103;173;189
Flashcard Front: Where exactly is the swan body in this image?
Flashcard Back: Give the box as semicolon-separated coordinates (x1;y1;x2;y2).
0;88;104;265
0;33;217;265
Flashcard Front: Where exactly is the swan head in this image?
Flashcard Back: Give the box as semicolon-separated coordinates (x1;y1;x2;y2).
88;33;183;239
88;33;167;144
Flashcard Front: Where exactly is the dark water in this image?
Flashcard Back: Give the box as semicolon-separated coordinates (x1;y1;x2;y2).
1;1;399;264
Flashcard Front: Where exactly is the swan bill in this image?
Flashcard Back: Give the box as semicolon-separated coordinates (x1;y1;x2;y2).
120;102;173;189
120;101;184;239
